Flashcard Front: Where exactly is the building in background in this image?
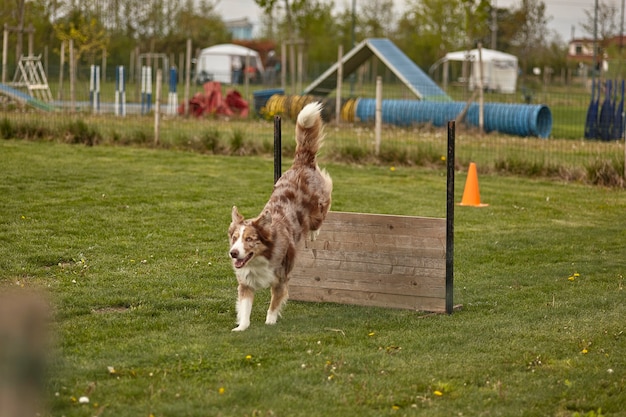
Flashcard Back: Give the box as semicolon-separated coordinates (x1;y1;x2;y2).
566;36;626;72
225;18;254;40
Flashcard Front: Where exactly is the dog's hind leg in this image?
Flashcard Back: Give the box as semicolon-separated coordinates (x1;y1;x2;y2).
309;229;320;241
266;283;288;325
233;284;254;331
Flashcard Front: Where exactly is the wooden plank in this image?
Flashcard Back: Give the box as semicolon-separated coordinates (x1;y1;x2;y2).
319;212;445;236
289;211;447;312
289;285;447;312
290;269;446;298
298;250;446;270
303;234;445;253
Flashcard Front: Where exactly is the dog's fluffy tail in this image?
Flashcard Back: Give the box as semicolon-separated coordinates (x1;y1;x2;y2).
293;102;324;167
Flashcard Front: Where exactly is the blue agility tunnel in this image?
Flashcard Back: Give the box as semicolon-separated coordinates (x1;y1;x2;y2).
355;99;552;138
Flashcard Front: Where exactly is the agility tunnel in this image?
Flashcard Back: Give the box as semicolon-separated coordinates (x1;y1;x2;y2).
255;91;552;138
254;91;337;122
355;99;552;138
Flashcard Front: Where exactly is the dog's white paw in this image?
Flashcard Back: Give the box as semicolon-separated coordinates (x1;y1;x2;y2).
265;311;278;325
309;229;320;241
232;323;249;332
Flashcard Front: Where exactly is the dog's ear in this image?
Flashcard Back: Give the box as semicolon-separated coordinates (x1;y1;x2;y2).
255;209;272;230
231;206;244;223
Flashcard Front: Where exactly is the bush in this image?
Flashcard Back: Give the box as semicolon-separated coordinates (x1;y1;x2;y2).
586;159;625;187
0;117;14;139
200;128;222;153
16;121;49;139
129;129;150;145
65;120;100;146
230;129;244;153
338;144;369;163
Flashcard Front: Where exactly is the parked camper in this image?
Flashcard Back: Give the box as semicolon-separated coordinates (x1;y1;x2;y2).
431;48;518;94
195;44;264;85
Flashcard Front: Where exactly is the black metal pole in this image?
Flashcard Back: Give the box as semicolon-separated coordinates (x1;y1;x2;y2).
274;115;282;184
446;120;455;314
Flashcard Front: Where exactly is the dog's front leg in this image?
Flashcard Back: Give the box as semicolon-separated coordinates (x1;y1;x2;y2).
233;284;254;331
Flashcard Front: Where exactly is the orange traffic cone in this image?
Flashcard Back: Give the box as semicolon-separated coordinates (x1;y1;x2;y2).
459;162;488;207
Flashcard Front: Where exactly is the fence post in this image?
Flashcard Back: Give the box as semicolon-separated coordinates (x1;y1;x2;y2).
58;41;65;101
69;39;75;113
335;45;343;125
2;24;8;84
184;38;191;117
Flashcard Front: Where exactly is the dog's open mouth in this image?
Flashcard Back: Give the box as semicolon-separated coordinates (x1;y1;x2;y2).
233;252;253;269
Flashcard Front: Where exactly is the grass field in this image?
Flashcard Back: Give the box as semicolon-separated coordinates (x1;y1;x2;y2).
1;139;625;416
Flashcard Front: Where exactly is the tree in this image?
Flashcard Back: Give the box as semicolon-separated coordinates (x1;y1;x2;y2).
361;0;395;38
509;0;551;78
332;6;359;51
291;1;338;65
255;0;339;77
53;10;109;66
493;6;519;52
580;0;619;40
158;1;230;54
461;0;491;48
395;0;467;68
0;0;56;64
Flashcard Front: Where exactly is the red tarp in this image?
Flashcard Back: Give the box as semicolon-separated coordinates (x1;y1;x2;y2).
179;81;249;118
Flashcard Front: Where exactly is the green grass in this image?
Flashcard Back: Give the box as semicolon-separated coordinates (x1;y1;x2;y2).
1;140;625;416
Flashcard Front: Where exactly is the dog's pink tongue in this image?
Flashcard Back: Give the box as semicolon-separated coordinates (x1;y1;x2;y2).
235;259;245;268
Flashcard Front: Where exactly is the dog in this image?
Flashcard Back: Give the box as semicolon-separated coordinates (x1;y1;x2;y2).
228;102;333;331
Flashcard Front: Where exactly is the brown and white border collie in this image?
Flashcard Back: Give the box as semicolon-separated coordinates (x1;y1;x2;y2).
228;102;333;331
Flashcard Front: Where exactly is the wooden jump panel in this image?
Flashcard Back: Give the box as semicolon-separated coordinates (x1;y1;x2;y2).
289;211;447;312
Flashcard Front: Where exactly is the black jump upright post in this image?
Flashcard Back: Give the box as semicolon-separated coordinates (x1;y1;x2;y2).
274;115;282;184
446;120;455;314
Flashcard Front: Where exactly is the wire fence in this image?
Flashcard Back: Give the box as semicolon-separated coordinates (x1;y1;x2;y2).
1;59;625;186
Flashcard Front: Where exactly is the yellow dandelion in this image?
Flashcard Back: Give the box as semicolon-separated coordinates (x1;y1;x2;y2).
245;355;252;360
218;387;225;395
434;390;443;396
390;166;396;172
440;156;446;161
368;331;375;336
581;348;588;354
392;405;400;410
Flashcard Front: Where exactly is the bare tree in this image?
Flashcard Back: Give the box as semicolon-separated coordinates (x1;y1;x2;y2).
580;0;619;40
15;0;26;59
510;0;550;78
361;0;395;38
